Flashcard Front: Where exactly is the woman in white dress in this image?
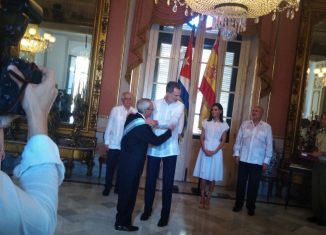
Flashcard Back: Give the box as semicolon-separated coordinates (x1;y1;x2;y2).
193;103;229;209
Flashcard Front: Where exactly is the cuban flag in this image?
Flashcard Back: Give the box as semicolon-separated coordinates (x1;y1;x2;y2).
178;29;194;110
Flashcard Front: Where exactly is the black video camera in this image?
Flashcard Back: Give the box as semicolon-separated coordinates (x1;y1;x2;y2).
0;0;43;115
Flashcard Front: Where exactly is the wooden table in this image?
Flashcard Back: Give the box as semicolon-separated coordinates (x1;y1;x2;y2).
285;163;312;208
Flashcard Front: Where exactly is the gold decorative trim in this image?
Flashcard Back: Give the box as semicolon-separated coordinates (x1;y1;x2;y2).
52;0;110;138
283;0;326;165
7;1;111;140
87;0;110;133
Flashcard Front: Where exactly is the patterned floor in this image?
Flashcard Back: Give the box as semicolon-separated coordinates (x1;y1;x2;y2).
55;181;325;235
54;161;326;235
3;155;325;234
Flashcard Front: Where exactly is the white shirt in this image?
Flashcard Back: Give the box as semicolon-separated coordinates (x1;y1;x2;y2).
233;120;273;165
147;98;184;157
0;135;65;235
104;105;136;150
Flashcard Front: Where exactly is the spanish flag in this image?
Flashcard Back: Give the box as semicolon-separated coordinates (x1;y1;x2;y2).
199;37;219;124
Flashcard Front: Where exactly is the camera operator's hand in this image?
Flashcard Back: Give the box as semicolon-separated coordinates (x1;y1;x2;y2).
8;65;58;138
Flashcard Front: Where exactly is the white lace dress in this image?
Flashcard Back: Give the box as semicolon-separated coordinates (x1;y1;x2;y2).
193;119;229;181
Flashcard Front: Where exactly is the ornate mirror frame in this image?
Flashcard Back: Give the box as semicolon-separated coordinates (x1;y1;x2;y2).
283;0;326;165
69;0;110;137
7;0;110;142
44;0;110;138
4;0;110;178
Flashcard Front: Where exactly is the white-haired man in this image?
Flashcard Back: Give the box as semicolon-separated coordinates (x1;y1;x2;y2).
115;98;173;231
103;91;136;196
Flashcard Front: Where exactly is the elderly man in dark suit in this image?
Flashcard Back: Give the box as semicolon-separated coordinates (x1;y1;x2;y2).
115;98;174;232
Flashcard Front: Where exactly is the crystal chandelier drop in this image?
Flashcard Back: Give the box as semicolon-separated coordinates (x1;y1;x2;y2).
156;0;300;41
20;24;56;54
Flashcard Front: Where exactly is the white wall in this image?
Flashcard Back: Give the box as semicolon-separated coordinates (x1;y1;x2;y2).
35;29;92;90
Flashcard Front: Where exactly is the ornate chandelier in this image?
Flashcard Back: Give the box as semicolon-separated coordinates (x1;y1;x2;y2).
20;24;56;54
156;0;300;41
310;66;326;87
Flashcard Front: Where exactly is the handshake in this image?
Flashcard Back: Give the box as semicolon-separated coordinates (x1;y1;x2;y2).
145;119;175;130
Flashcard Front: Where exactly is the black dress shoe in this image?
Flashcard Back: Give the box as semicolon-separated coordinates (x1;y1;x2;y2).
115;225;139;231
140;211;152;221
102;188;110;196
317;220;326;226
157;217;168;227
307;216;318;223
232;206;242;212
247;209;255;216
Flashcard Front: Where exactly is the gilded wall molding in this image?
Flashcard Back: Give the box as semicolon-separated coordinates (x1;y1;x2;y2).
88;0;110;132
283;0;326;165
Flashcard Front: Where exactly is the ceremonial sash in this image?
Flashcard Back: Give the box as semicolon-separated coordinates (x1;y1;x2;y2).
123;118;145;136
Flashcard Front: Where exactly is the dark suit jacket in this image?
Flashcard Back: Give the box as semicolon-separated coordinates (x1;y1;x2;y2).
118;112;172;188
116;112;171;225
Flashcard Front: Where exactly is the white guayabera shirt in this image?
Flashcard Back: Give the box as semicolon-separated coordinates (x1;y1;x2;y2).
147;98;184;157
104;105;137;150
233;120;273;165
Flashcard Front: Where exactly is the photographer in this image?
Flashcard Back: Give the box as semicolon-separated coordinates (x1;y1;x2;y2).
0;65;65;235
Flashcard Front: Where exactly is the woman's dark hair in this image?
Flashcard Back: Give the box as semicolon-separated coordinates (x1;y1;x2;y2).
207;103;224;122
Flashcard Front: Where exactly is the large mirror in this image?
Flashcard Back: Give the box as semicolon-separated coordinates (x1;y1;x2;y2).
17;0;109;137
284;0;326;164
